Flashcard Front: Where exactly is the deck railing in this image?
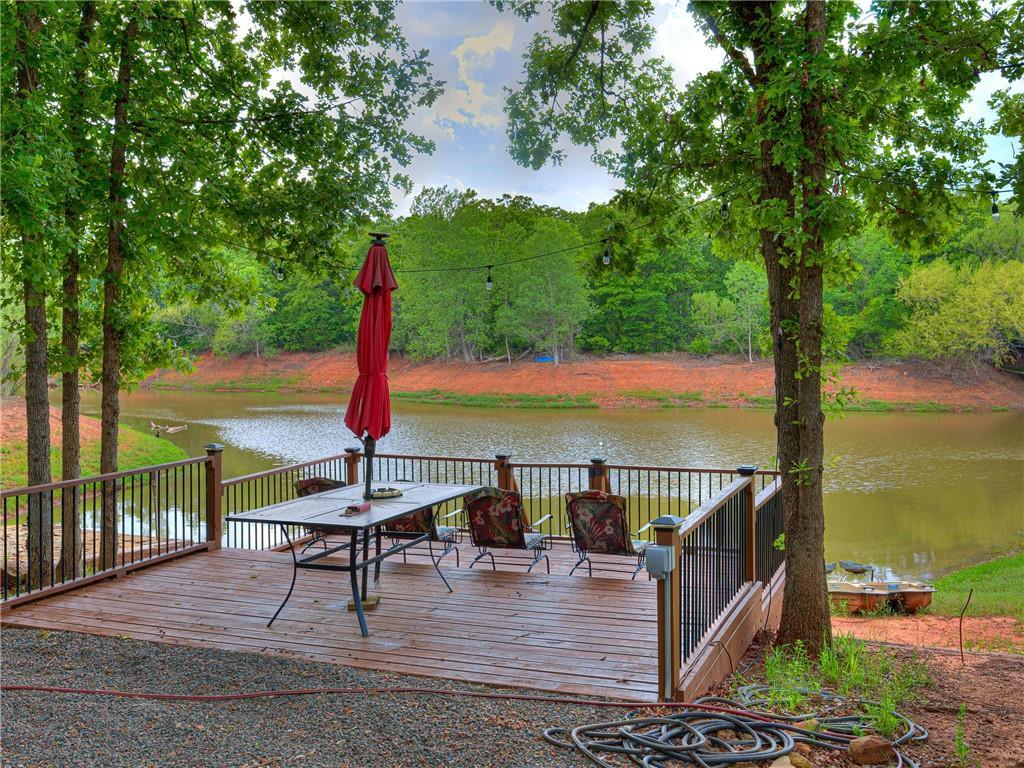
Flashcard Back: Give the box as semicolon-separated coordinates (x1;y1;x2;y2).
2;446;781;609
754;479;784;586
651;471;785;699
1;449;222;605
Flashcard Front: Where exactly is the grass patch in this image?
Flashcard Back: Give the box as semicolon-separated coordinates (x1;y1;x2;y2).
391;389;599;409
746;635;930;737
1;423;186;491
931;553;1024;621
741;395;775;408
835;399;955;413
619;388;704;406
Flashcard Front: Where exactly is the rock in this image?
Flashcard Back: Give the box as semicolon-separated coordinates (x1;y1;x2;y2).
797;718;820;732
769;757;814;768
794;742;813;756
849;735;897;765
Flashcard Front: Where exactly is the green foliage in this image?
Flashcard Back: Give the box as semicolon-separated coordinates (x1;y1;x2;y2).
391;389;598;409
759;636;930;737
954;703;973;767
893;259;1024;367
932;554;1024;622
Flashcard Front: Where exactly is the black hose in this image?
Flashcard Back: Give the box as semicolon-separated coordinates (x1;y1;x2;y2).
543;689;926;768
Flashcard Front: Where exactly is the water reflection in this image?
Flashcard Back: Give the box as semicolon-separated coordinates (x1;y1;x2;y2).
78;389;1024;580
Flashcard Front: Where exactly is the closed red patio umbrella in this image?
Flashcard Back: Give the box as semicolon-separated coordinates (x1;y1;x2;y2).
344;233;398;499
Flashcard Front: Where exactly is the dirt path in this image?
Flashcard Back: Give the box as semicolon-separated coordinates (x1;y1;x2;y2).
834;614;1024;655
146;351;1024;410
1;399;102;446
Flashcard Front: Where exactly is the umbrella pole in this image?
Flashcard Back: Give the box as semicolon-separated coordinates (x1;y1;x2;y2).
363;436;376;500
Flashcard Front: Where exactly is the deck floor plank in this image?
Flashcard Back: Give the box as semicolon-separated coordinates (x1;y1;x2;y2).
2;546;660;701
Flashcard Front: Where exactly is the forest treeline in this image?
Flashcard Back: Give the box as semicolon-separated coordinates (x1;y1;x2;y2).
153;186;1024;370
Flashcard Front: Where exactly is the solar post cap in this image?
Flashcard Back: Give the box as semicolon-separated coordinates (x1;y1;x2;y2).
737;465;759;476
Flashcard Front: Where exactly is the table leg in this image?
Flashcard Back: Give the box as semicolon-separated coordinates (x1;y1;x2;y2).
427;510;453;594
373;525;382;585
360;524;370;601
349;530;369;637
267;525;297;627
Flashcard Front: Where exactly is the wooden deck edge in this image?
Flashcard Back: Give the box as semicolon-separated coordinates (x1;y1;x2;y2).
0;542;213;613
675;566;787;700
676;582;763;701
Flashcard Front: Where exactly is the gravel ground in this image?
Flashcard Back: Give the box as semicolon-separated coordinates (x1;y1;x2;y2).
1;628;615;768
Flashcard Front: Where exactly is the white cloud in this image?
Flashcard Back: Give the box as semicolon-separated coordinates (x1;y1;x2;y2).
650;1;723;89
428;18;516;134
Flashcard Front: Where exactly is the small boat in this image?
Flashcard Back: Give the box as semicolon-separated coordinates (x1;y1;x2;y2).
828;582;888;614
862;581;935;613
824;561;836;574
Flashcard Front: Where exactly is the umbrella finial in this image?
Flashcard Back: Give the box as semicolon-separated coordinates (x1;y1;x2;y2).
369;231;390;244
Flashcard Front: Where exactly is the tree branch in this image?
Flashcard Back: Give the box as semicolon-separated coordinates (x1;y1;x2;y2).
695;7;757;86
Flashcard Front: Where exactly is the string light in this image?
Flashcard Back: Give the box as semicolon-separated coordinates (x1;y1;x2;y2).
485;265;493;291
992;193;1000;221
720;198;729;221
832;173;843;196
602;239;612;265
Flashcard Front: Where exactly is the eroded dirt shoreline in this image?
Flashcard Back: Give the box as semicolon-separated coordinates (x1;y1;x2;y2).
145;351;1024;410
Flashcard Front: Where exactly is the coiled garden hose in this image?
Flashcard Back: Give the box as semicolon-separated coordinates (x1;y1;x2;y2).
544;687;927;768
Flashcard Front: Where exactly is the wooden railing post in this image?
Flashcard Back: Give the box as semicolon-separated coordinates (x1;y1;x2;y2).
588;457;609;493
652;514;684;701
204;444;224;550
738;465;758;583
344;447;362;486
494;454;514;490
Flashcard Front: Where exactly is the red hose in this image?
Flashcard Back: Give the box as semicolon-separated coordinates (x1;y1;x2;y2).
1;683;765;717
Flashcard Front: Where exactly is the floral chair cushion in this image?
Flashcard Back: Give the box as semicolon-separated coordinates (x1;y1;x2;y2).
565;490;634;555
294;477;346;497
387;508;434;536
464;487;529;548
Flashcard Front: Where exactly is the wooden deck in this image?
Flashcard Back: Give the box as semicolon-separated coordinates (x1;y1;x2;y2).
1;543;660;701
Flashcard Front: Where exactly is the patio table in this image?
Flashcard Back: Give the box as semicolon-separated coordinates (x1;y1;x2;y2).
227;481;480;636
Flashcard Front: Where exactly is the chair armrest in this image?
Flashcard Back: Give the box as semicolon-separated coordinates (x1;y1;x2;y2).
438;508;464;521
528;513;553;530
633;521;653;537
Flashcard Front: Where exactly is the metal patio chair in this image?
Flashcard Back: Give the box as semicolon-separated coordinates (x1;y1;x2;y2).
293;476;346;553
564;489;651;579
383;506;463;567
463;487;552;574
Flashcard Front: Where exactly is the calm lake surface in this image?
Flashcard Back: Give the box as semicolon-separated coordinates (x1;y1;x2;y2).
79;389;1024;580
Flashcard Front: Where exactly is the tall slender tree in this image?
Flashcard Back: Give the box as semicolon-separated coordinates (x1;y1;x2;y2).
56;1;98;580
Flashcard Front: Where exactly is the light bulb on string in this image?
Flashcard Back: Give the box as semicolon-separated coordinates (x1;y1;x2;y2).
720;198;729;221
485;265;493;291
992;193;1000;221
602;239;612;266
832;174;843;196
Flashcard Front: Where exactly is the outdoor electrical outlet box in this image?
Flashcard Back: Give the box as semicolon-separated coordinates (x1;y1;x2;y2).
645;545;675;580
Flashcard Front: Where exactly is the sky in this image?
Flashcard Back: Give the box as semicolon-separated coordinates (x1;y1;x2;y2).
390;0;1016;216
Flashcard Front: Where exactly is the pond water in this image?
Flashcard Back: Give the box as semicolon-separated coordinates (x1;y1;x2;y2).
78;389;1024;580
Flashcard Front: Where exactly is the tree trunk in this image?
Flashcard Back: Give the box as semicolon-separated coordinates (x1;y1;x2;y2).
777;0;832;648
744;0;830;651
57;0;97;582
100;15;138;571
16;3;53;590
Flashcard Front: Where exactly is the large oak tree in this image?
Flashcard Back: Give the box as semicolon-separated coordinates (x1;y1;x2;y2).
497;0;1017;648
